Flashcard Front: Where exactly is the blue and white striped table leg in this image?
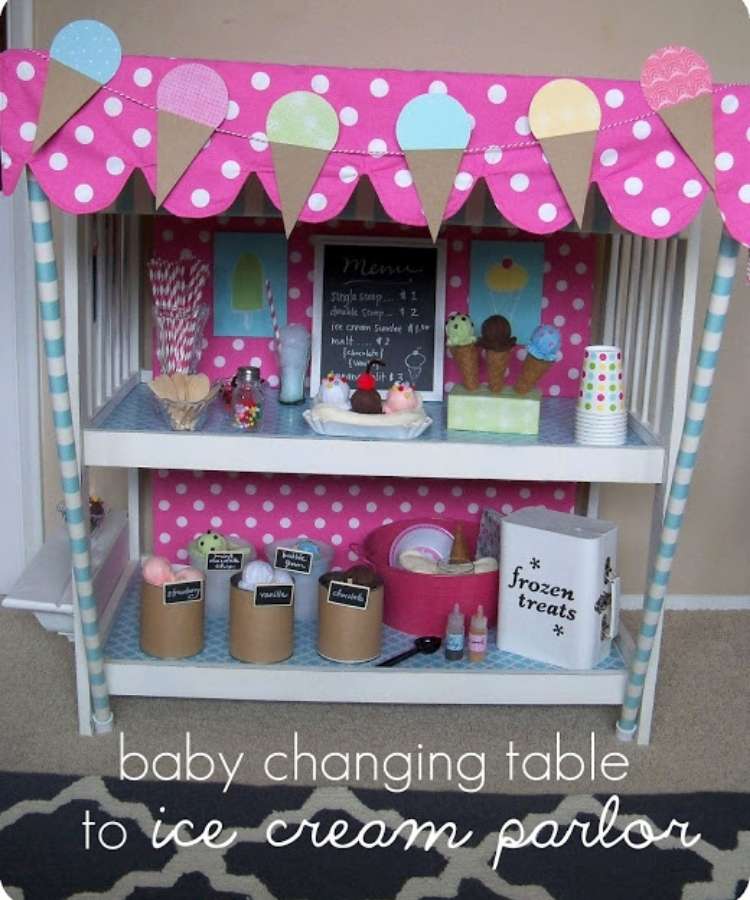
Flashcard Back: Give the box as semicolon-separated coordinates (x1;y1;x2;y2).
27;173;113;734
617;228;741;741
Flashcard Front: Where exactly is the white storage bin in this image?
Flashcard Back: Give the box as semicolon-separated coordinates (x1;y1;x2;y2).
497;508;620;669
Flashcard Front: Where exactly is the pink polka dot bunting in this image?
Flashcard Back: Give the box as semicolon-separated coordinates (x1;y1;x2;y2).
1;48;748;239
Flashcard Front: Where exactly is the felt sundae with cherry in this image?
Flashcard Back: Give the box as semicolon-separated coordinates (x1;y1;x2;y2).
307;357;430;439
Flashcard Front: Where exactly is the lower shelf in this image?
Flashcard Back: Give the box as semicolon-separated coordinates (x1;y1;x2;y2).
104;572;631;706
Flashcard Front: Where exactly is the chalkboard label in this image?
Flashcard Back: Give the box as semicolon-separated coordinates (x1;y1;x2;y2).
254;583;295;607
326;580;370;611
163;581;203;605
274;547;314;575
312;239;446;401
207;551;244;572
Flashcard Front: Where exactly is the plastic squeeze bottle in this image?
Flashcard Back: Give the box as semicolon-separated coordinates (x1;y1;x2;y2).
444;603;465;661
468;605;488;662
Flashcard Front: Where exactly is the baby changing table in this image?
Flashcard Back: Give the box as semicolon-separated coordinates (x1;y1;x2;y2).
1;31;745;745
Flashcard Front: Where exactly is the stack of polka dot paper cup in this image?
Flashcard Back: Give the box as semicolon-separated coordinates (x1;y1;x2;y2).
575;346;627;446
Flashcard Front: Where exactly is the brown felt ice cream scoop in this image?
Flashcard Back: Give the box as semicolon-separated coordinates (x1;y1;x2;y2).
477;315;517;352
350;358;385;414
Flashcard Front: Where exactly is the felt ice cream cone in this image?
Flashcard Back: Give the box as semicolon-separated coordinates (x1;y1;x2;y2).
486;349;512;393
514;355;553;395
449;525;472;565
452;343;480;391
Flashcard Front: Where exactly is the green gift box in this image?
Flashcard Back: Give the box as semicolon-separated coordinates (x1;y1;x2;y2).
446;385;541;435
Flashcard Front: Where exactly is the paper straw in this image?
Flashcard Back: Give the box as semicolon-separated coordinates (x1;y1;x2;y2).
617;228;741;742
27;173;113;734
265;278;281;345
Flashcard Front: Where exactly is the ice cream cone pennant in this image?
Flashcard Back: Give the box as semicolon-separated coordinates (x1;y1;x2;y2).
156;112;215;208
34;20;122;152
538;130;598;228
405;149;464;242
659;97;715;188
34;61;100;151
396;93;473;242
155;64;229;208
265;91;340;236
641;46;715;190
529;79;601;228
270;143;331;237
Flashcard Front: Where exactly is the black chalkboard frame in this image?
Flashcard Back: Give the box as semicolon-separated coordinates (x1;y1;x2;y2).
310;237;447;401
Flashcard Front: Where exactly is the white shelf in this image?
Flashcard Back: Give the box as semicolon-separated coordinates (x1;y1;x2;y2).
104;571;632;707
84;382;665;484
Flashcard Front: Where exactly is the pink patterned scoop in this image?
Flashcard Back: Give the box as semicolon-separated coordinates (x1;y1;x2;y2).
156;63;229;127
640;45;713;111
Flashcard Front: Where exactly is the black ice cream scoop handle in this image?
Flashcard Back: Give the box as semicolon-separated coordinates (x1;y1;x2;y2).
376;636;442;667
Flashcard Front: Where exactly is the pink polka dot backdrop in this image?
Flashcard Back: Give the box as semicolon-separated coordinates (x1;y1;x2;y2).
3;49;750;242
154;472;577;568
151;218;592;566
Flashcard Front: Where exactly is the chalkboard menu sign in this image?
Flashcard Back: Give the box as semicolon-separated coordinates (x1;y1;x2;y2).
312;238;446;401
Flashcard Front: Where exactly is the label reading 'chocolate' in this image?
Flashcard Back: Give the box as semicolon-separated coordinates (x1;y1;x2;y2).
274;547;314;575
206;551;244;572
163;580;203;605
326;581;370;611
254;583;295;607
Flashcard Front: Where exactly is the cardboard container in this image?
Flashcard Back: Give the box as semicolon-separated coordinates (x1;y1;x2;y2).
318;578;384;663
140;578;204;659
189;537;254;619
229;575;294;663
498;508;620;669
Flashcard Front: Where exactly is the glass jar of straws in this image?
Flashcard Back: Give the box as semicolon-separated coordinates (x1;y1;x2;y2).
148;257;210;374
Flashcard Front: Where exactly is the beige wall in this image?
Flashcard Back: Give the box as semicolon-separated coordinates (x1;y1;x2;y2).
30;0;750;594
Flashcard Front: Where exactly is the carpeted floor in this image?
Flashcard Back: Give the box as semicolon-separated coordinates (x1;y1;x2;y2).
1;772;749;900
0;608;748;795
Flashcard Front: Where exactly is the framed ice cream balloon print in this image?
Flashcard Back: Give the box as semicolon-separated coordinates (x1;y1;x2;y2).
213;233;287;337
469;242;545;345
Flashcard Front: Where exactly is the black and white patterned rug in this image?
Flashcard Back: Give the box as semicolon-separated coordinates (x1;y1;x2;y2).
0;773;748;899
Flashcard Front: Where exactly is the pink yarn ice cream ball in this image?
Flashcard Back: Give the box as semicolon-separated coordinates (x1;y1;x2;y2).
174;566;205;582
383;382;421;413
142;555;174;586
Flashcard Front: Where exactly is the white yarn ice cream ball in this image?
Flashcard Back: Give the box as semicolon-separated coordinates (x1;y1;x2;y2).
238;560;274;590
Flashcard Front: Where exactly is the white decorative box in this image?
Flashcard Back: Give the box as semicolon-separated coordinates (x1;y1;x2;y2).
497;507;620;669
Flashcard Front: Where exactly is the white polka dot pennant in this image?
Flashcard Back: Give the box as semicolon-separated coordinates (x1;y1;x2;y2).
34;19;123;151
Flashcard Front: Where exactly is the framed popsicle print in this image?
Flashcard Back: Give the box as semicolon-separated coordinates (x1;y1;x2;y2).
213;232;288;337
311;237;446;401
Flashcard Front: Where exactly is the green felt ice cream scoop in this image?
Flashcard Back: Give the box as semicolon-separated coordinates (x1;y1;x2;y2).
445;313;477;347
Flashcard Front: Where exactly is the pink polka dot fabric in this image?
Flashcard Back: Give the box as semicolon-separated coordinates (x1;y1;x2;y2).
154;472;577;569
151;219;593;565
2;49;749;243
